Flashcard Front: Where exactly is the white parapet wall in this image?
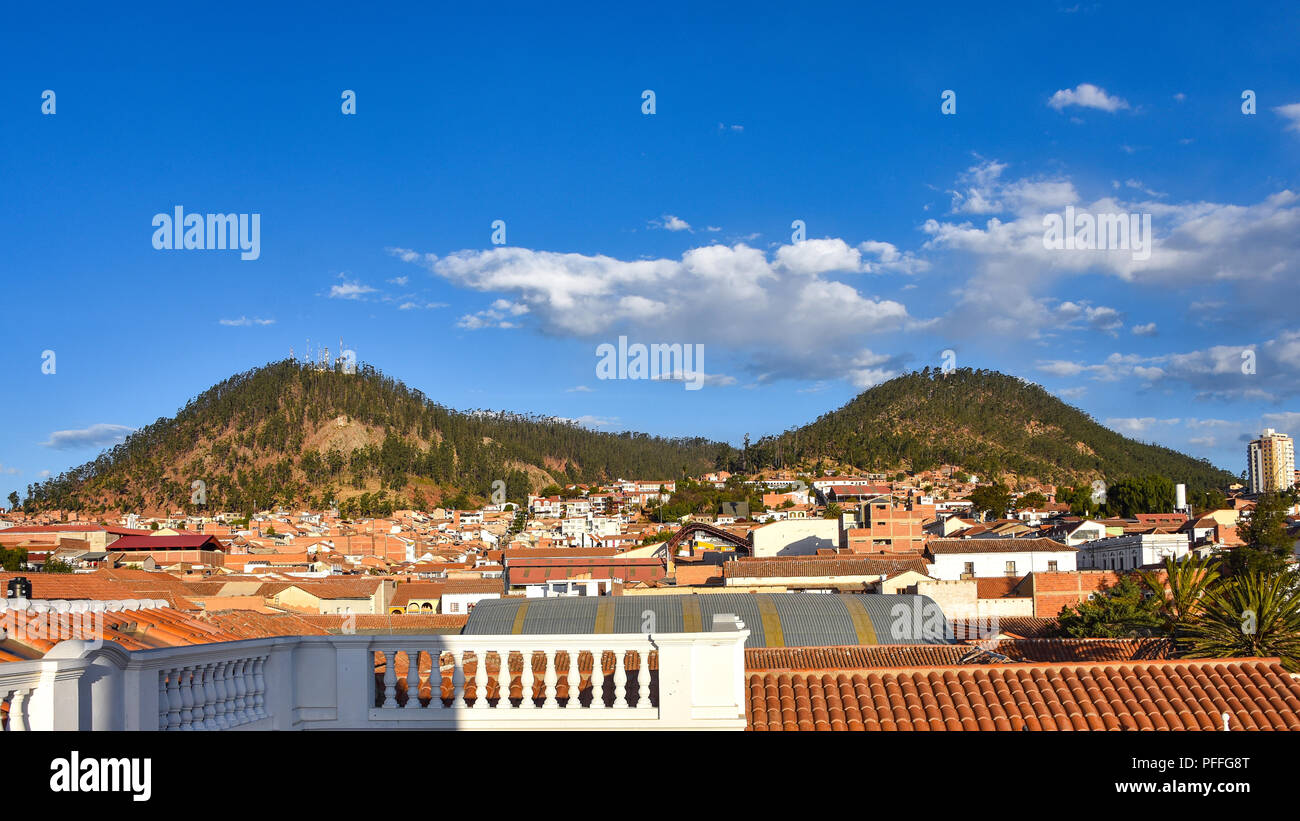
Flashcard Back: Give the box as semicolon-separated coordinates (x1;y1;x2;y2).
0;618;752;732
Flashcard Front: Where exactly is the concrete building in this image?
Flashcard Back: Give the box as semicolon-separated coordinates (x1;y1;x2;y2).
749;518;840;557
1076;531;1191;571
843;496;934;554
924;538;1077;580
1247;428;1296;494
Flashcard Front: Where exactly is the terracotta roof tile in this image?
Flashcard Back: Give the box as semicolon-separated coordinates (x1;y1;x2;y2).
745;658;1300;731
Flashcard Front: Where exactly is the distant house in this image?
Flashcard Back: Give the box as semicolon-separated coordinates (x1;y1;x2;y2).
924;538;1077;580
1076;531;1191;571
440;578;504;614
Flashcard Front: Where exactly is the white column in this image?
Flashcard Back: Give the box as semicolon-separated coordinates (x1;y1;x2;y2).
404;650;421;709
381;650;397;708
613;651;627;708
590;651;605;709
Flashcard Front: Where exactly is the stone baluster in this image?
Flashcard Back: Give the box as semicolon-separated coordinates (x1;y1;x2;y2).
165;669;182;730
570;650;583;707
613;651;628;708
381;650;397;708
496;651;511;706
405;650;421;708
252;656;268;720
178;667;195;730
189;665;210;727
213;661;231;729
590;651;605;709
520;650;536;709
157;671;171;729
201;664;219;729
231;660;249;724
242;658;258;721
8;689;30;731
451;650;467;707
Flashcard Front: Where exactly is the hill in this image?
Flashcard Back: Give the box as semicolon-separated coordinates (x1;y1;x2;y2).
21;363;1234;516
22;360;729;515
740;368;1234;490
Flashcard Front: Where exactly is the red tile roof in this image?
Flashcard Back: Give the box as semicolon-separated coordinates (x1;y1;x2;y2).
746;658;1300;731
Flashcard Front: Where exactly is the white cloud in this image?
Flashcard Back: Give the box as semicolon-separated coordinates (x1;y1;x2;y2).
556;415;618;429
398;301;448;310
652;370;738;387
396;242;915;385
1105;417;1180;436
329;280;377;300
1275;102;1300;133
565;385;594;393
924;159;1300;337
1047;83;1130;112
458;299;530;330
1131;322;1158;336
388;276;410;286
219;316;275;326
651;215;692;232
42;423;135;450
775;238;864;275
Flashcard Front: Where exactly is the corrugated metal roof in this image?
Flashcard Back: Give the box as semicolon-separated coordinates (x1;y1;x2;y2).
462;593;952;648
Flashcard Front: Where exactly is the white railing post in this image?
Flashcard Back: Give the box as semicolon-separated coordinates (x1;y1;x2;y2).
520;650;535;709
405;650;421;708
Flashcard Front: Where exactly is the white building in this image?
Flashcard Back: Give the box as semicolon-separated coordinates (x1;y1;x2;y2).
1247;428;1296;494
524;578;613;598
1076;532;1191;571
749;519;839;557
925;538;1077;580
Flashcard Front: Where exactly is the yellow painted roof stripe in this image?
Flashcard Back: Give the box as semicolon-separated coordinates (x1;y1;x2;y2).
510;602;530;635
594;599;615;634
756;595;784;647
842;596;878;645
681;597;702;633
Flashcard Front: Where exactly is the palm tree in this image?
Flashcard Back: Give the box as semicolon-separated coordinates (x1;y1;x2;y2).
1137;554;1220;644
1183;568;1300;671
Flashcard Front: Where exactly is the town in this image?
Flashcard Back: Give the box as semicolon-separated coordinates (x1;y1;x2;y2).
2;426;1297;733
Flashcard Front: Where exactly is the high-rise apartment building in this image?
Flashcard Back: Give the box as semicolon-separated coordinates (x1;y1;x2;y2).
1247;428;1296;494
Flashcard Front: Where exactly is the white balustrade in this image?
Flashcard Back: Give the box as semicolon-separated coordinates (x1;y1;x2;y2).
0;618;751;731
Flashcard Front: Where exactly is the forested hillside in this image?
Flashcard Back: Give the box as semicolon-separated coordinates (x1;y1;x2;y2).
742;368;1234;490
22;360;730;515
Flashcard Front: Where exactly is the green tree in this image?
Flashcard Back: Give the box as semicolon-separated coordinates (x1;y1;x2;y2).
1226;491;1297;577
1015;491;1047;510
1191;488;1228;511
6;491;19;510
1137;554;1220;643
1105;475;1175;518
1056;576;1163;638
0;546;28;571
1183;568;1300;671
968;484;1011;520
43;557;75;574
824;503;842;520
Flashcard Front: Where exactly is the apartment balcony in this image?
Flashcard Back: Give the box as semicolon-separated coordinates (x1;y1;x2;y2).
0;616;750;731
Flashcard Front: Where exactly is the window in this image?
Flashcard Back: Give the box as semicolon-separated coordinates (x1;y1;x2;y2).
448;601;459;613
963;562;975;576
1005;560;1016;575
1047;560;1058;572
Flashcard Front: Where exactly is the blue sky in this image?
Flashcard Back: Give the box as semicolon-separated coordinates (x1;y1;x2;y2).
3;1;1299;502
